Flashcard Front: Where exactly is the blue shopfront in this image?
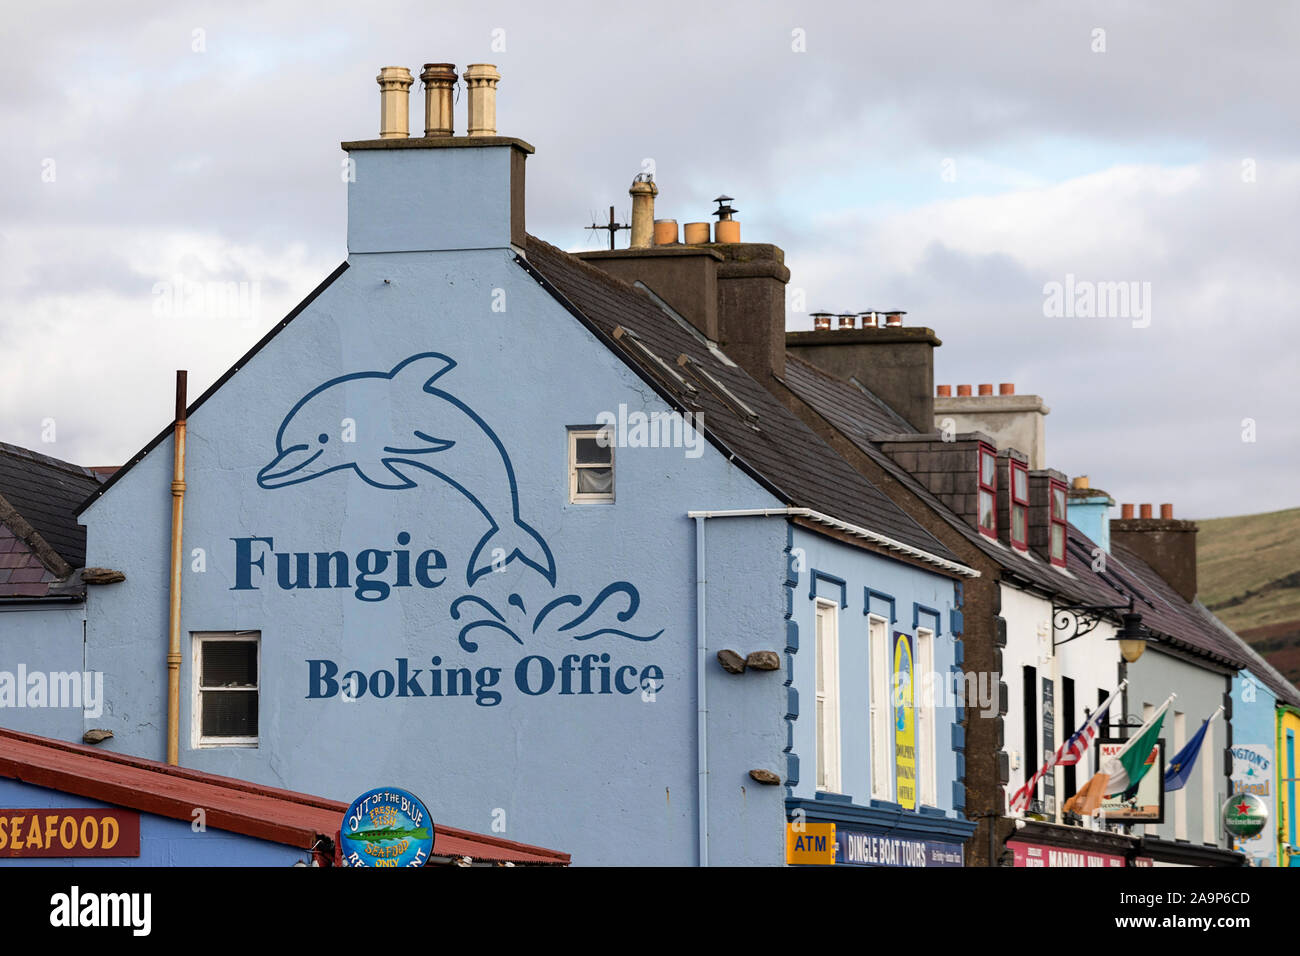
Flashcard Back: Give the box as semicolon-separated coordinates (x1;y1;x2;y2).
782;525;977;865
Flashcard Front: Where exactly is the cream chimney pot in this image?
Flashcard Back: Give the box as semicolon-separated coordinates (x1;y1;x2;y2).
419;63;457;136
629;175;658;249
376;66;414;139
463;63;502;136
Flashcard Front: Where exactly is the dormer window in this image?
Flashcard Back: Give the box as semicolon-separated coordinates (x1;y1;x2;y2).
1010;461;1029;551
1049;479;1068;566
978;444;997;537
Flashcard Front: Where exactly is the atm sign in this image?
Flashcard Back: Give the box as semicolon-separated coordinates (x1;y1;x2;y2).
786;822;836;865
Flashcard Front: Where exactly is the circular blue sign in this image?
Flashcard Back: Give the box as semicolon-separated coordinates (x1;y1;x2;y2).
340;787;434;867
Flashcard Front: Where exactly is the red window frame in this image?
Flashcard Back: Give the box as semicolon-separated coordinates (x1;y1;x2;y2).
1049;479;1068;567
1009;461;1029;551
977;444;997;537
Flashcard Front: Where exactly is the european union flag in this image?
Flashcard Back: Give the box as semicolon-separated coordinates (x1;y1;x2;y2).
1164;716;1211;791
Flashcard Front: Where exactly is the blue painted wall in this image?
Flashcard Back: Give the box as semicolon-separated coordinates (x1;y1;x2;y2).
1126;650;1229;847
0;777;305;866
0;605;88;741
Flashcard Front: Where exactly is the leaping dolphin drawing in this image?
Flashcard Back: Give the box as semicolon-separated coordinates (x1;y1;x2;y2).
257;352;557;587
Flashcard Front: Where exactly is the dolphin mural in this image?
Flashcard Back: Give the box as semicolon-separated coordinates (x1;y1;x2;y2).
257;352;557;587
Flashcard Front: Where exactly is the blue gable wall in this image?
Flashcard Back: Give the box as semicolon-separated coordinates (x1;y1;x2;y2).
76;238;801;865
0;777;305;867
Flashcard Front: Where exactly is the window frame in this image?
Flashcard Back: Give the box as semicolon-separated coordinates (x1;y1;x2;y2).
192;631;260;750
915;626;937;807
977;444;998;538
568;426;615;504
814;599;842;794
1048;478;1068;567
868;614;894;801
1009;460;1030;551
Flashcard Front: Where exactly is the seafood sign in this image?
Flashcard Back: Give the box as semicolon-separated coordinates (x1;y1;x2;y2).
248;352;668;704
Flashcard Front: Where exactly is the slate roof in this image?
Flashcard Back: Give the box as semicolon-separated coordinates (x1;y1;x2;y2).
784;355;1095;602
784;351;1267;674
1194;603;1300;708
520;236;964;568
0;524;64;598
0;442;102;568
1067;531;1247;671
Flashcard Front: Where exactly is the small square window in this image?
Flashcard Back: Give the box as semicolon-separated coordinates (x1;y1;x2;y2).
569;427;614;502
193;632;259;748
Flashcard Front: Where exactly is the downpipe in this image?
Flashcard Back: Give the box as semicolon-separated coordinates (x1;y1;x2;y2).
166;371;187;766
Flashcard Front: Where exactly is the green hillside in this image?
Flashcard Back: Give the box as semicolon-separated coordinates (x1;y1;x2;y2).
1197;507;1300;683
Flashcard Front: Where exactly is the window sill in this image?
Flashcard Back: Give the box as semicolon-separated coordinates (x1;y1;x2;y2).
193;739;259;749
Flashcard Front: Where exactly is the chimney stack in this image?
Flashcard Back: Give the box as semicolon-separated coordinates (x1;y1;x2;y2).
419;63;457;136
347;62;531;254
377;66;414;138
787;321;940;432
628;174;658;249
1067;476;1115;553
578;188;788;380
933;384;1051;470
463;63;501;136
1112;505;1199;602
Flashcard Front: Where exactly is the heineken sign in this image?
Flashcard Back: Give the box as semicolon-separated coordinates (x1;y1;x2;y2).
1222;793;1268;839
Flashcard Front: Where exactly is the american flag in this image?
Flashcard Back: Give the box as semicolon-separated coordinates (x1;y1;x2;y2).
1008;681;1125;814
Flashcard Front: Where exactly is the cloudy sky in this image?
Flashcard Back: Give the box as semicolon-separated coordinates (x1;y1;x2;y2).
2;1;1296;519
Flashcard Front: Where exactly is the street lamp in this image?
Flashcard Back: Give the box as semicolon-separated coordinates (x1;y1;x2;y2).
1110;609;1150;664
1053;596;1149;663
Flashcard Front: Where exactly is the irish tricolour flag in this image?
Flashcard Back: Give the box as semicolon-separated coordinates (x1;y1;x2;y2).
1064;694;1174;815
